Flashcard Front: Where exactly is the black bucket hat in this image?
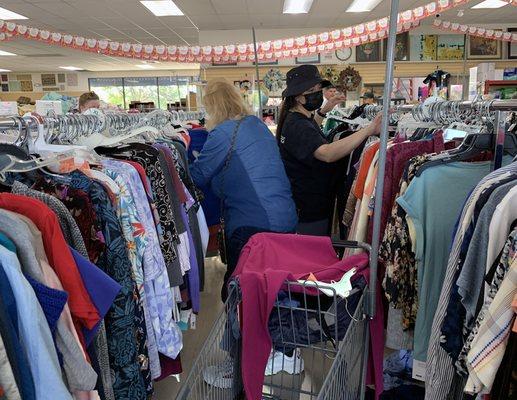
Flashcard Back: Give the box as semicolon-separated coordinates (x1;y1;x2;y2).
282;64;331;98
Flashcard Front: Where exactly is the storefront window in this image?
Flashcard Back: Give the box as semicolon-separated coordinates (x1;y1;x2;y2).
88;76;196;110
89;78;124;108
123;77;159;109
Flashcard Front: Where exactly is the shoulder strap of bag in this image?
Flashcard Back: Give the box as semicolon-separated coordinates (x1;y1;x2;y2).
220;116;246;220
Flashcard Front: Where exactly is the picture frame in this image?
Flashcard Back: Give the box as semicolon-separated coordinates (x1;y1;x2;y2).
356;41;381;62
253;60;279;66
295;54;321;64
467;35;501;59
437;35;465;60
410;34;437;61
383;32;410;61
508;28;517;59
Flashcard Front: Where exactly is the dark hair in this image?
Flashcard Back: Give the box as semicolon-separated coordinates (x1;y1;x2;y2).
276;96;298;144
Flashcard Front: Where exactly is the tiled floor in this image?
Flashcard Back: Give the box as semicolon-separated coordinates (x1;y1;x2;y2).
154;257;226;400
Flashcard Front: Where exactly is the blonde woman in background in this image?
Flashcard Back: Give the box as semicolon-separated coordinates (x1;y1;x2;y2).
190;79;298;302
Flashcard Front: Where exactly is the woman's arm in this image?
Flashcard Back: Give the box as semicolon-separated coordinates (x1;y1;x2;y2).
190;126;229;187
314;114;382;163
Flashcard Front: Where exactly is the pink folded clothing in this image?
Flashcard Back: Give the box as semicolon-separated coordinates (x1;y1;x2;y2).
232;232;383;400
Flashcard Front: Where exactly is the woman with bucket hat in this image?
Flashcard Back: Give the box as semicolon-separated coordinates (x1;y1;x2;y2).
277;65;382;236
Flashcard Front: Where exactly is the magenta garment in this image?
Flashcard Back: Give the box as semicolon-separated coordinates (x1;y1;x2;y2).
232;233;384;400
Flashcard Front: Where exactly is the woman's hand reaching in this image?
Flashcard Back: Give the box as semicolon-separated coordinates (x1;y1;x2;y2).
366;113;383;137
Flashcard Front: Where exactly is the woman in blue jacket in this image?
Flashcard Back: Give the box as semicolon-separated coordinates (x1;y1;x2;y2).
191;79;298;301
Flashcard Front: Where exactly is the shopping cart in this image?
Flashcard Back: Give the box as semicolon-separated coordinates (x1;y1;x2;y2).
176;240;372;400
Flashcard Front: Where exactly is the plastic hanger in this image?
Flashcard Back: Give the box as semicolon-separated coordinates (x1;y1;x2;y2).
297;268;357;299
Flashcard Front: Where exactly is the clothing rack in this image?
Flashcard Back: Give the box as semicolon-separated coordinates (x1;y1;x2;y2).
0;109;205;145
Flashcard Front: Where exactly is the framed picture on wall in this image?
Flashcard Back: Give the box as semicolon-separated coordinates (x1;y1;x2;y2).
508;28;517;59
467;35;501;59
356;41;381;62
437;35;465;60
383;32;410;61
410;34;437;61
295;54;321;64
253;60;279;66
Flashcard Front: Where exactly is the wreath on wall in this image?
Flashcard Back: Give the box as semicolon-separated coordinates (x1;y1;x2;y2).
263;68;285;93
320;66;340;87
338;66;362;93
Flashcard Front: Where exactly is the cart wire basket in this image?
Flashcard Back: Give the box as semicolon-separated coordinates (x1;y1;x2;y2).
176;240;372;400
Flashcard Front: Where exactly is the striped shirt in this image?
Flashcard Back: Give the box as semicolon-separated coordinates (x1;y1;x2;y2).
425;163;517;400
464;257;516;393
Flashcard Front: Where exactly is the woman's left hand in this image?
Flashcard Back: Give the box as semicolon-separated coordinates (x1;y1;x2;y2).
321;93;346;114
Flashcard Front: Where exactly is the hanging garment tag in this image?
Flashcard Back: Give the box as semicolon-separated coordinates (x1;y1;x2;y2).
190;313;197;330
412;359;426;381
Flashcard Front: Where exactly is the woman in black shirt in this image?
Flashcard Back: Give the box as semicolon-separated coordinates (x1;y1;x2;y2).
277;65;382;236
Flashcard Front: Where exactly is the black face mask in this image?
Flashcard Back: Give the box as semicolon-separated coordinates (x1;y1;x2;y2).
302;90;324;112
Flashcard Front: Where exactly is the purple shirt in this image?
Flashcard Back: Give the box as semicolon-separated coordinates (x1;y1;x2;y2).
70;247;121;345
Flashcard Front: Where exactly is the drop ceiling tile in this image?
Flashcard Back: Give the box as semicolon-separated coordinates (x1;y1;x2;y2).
209;0;248;15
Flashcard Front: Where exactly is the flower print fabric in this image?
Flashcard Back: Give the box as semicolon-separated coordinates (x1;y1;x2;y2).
380;154;431;329
95;144;184;287
30;179;106;264
102;160;183;361
66;170;148;400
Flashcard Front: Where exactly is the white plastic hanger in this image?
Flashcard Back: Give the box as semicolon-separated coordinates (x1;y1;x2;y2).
297;268;357;299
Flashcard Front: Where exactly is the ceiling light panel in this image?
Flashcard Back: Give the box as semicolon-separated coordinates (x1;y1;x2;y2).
140;1;184;16
59;66;83;71
0;6;28;20
0;69;11;72
0;50;16;56
471;0;508;8
283;0;314;14
136;64;155;69
346;0;383;12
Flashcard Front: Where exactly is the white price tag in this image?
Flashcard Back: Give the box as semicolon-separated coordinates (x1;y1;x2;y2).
0;101;18;116
36;100;63;116
412;359;426;381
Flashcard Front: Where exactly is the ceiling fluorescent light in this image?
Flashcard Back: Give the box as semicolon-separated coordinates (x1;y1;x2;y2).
346;0;383;12
59;66;83;71
471;0;507;8
140;0;184;16
0;50;16;56
0;69;11;72
283;0;314;14
136;64;156;69
0;6;28;20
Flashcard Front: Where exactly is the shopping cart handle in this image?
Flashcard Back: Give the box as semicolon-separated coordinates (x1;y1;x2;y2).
331;238;372;254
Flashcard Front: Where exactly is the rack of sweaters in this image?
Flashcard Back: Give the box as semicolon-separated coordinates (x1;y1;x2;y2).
333;99;517;399
0;111;209;400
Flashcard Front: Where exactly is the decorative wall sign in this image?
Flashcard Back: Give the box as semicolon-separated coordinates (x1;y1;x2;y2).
410;34;437;61
295;54;321;64
41;73;56;86
437;34;465;60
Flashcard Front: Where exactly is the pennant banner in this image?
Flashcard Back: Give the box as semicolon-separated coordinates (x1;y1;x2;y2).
433;19;517;42
0;0;473;63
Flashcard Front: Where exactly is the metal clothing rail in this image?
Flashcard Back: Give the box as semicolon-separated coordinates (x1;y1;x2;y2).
0;109;205;144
